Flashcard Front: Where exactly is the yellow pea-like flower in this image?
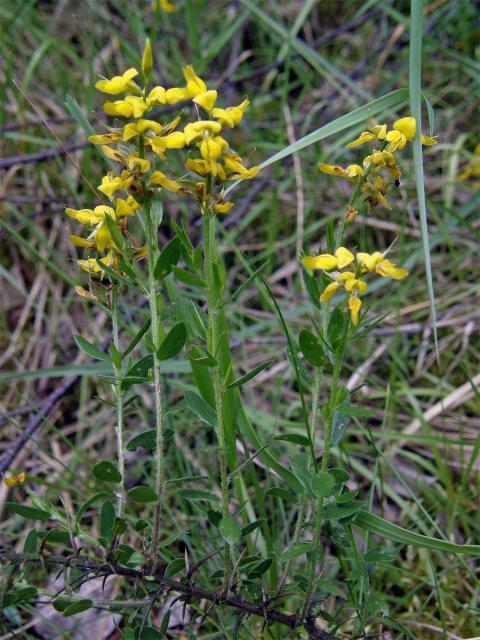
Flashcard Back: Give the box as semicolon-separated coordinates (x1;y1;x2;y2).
356;251;384;271
184;120;222;144
212;99;250;128
3;472;26;487
95;68;139;95
346;131;376;149
183;65;207;97
213;201;234;214
334;247;355;269
318;163;346;177
375;259;408;280
302;254;338;271
150;171;183;192
348;296;362;325
88;133;122;144
193;90;218;113
319;282;341;302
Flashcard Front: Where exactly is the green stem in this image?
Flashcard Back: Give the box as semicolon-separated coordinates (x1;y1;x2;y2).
202;211;231;586
111;287;125;519
145;212;166;572
335;140;388;246
302;356;342;618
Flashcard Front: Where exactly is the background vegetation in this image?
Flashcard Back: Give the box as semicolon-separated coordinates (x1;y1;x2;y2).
0;0;479;638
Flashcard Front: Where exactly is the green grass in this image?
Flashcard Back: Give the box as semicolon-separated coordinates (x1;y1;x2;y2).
1;1;479;638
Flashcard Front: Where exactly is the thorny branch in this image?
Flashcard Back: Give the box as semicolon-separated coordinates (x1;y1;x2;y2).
0;551;338;639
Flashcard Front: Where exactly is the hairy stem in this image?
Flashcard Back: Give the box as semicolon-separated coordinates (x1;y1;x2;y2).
145;212;165;572
203;211;231;585
111;287;125;518
280;368;322;592
302;357;342;618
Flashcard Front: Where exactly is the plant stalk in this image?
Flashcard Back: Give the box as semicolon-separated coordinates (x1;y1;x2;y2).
111;286;125;518
302;356;342;618
145;212;166;572
202;211;231;586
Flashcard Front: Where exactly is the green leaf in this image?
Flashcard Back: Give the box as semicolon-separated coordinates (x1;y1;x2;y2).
327;308;346;351
299;329;325;367
280;542;312;562
127;486;157;503
227;358;275;389
122;318;151;359
329;468;349;484
265;487;297;502
121;354;154;390
338;405;375;417
3;587;38;607
354;510;480;555
157;323;187;360
74;335;111;362
274;433;310;446
109;342;122;369
154;235;181;280
62;599;94;617
219;516;242;544
172;266;206;289
409;0;438;357
126;429;156;452
324;501;366;521
312;472;335;498
6;503;50;521
100;501;116;543
184;390;216;427
331;409;351;447
164;558;185;578
103;214;125;252
241;518;265;537
177;489;219;502
140;627;165;640
189;346;216;367
93;461;122;484
53;597;71;612
289;454;312;494
23;529;38;553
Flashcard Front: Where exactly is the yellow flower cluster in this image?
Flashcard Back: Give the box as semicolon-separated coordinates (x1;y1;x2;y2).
302;247;408;325
458;143;480;185
319;117;437;211
66;41;258;275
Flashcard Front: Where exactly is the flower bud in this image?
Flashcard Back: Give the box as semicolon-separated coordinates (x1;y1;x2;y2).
142;38;153;81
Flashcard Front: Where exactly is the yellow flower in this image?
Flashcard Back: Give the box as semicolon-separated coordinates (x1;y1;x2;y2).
193;90;218;113
213;200;234;214
345;164;364;178
356;251;384;271
458;143;480;181
345;124;387;149
222;155;259;179
98;172;134;199
421;134;438;146
150;170;183;192
212;99;249;127
319;282;341;302
184;120;222;144
95;68;139;95
375;258;408;280
69;235;96;248
346;131;377;149
318;163;347;177
348;296;362;325
142;38;153;79
103;96;149;118
344;278;368;294
122;119;163;141
88;133;122;144
318;163;363;180
3;471;26;487
302;247;354;272
149;131;186;157
78;249;118;275
153;0;177;12
386;117;416;151
126;154;151;173
183;65;207;97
